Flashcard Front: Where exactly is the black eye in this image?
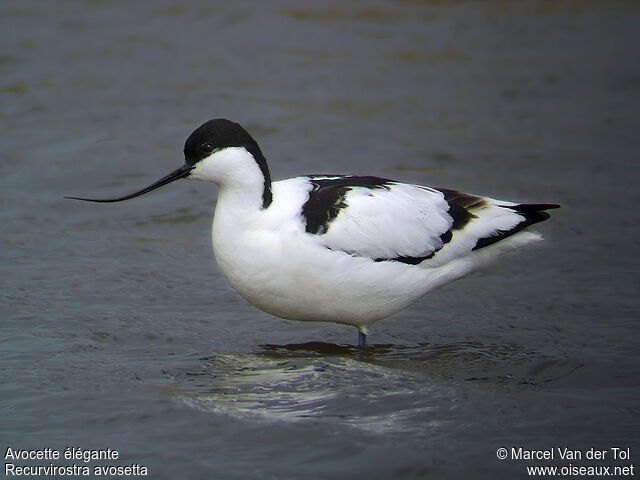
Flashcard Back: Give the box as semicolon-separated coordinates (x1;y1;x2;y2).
202;143;215;154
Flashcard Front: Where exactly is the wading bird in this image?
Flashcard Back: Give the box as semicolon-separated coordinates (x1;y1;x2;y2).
68;119;559;346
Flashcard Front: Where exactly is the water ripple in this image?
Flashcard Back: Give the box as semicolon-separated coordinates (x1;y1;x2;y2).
172;341;584;435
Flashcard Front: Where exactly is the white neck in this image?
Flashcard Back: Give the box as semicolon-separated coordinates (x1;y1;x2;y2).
189;147;268;216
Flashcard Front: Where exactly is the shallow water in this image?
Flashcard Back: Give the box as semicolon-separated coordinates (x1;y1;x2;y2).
2;1;639;479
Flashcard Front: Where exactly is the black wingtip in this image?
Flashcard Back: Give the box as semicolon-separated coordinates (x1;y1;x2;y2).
504;202;560;227
472;202;559;251
508;203;561;213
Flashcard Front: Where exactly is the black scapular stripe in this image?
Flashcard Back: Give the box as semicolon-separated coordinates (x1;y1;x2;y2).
302;176;392;234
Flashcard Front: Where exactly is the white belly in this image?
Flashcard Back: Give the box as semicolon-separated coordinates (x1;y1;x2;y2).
211;226;435;328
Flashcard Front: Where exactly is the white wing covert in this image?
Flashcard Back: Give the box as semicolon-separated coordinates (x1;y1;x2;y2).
299;176;559;266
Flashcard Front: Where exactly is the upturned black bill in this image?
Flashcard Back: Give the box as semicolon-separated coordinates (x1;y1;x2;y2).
66;164;193;203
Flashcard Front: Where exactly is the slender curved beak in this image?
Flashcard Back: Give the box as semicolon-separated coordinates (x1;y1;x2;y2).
66;164;193;203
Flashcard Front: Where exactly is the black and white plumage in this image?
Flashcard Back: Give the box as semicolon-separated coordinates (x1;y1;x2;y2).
68;118;559;346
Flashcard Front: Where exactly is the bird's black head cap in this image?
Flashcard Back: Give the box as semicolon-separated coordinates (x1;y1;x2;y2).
184;118;272;208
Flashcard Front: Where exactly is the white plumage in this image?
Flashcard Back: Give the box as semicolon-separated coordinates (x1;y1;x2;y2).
69;119;559;346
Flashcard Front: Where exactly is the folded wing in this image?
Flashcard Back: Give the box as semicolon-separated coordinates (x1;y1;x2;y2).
300;175;559;266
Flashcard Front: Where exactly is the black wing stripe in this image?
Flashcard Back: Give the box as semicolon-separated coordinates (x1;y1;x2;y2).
371;190;471;265
374;230;454;265
302;176;393;234
435;188;487;230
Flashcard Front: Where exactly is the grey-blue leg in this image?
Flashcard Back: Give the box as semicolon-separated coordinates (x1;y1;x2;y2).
357;327;368;347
